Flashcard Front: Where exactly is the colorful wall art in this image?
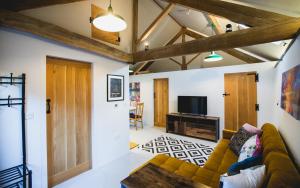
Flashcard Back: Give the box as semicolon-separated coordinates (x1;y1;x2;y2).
129;82;140;105
281;64;300;120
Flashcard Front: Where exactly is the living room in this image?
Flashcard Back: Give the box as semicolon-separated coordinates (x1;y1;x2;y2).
0;0;299;188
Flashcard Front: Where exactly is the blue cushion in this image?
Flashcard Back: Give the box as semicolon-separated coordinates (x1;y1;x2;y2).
228;155;262;176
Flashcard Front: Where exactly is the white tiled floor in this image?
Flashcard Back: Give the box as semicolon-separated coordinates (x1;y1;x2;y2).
55;126;216;188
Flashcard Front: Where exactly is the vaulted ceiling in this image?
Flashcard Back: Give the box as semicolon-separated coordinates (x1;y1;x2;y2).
1;0;299;73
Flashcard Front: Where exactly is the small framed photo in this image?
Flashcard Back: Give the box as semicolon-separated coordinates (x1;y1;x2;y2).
107;74;124;102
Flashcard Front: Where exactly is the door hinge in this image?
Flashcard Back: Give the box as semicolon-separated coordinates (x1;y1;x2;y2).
255;104;259;111
255;73;259;82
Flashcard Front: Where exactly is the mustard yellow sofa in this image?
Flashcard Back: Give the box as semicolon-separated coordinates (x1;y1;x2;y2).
142;123;300;188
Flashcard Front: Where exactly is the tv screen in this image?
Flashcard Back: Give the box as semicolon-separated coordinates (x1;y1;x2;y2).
178;96;207;115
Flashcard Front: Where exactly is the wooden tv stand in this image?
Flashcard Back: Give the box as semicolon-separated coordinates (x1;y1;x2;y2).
166;113;220;142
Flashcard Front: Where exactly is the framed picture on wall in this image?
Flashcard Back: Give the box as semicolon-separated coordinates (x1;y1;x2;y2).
107;74;124;102
281;64;300;120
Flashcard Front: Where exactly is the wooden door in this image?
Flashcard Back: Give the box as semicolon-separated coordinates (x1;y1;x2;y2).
46;57;91;187
224;72;257;131
154;78;169;127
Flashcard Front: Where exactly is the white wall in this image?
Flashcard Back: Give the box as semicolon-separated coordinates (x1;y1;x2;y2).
130;62;276;133
273;35;300;168
0;28;130;187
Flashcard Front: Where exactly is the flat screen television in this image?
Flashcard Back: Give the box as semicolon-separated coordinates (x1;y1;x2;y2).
178;96;207;115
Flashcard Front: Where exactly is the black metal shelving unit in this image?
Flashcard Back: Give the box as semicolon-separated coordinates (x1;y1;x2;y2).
0;73;32;188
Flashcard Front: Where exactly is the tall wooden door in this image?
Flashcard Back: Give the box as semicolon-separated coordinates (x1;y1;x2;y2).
224;72;257;131
46;57;91;187
154;78;169;127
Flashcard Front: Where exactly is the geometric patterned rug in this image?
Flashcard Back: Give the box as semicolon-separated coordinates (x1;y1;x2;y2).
138;135;214;166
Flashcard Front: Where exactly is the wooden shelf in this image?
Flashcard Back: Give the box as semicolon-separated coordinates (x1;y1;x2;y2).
167;113;220;142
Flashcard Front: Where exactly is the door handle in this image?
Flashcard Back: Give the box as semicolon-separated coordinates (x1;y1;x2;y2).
46;99;51;114
222;92;230;97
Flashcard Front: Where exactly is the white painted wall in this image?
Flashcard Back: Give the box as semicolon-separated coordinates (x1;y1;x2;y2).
273;35;300;168
130;62;276;133
0;28;130;187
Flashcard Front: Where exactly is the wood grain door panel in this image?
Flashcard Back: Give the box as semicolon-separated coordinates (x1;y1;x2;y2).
154;78;169;127
224;72;257;131
46;57;91;187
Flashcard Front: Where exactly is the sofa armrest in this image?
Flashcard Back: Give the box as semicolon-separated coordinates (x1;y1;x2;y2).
223;129;236;140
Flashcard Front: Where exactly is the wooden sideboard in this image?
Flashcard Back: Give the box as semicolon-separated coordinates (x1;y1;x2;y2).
166;113;220;142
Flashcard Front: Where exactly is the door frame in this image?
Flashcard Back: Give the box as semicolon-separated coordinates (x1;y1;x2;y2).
46;56;93;187
153;78;169;127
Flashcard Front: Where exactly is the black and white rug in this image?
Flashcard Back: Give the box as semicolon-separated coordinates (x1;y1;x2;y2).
138;136;214;166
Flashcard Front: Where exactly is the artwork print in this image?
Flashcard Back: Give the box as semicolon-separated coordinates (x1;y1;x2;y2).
129;82;140;104
281;64;300;120
107;74;124;102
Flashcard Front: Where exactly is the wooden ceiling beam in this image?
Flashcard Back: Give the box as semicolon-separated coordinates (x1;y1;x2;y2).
204;15;262;63
132;0;138;53
0;9;132;63
133;18;300;62
169;58;182;66
136;3;175;44
162;0;293;27
186;53;201;65
165;28;185;46
205;15;280;63
0;0;86;11
153;0;183;27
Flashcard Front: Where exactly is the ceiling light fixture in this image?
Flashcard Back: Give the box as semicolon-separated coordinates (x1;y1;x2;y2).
204;51;223;62
92;0;127;32
204;23;223;62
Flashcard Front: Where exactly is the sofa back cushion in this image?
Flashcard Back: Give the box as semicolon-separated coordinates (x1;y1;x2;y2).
261;123;300;187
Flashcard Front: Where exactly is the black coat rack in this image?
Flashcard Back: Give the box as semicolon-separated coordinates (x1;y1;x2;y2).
0;73;32;188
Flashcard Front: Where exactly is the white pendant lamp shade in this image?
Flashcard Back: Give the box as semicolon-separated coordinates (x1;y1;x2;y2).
93;13;127;32
204;51;223;62
92;1;127;32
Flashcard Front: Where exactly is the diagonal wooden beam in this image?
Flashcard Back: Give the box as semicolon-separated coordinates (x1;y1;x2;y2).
134;62;149;75
137;3;175;44
132;0;138;53
140;61;155;71
162;0;292;27
0;9;132;63
186;53;201;65
169;58;182;66
153;0;183;27
0;0;86;11
165;28;185;46
133;18;300;62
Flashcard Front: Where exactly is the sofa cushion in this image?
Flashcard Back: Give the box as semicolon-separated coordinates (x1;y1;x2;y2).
229;127;255;155
261;124;288;157
204;139;238;174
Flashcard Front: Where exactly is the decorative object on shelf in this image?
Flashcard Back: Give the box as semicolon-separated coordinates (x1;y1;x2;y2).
129;82;140;103
92;0;127;32
281;64;300;120
0;73;32;188
107;74;124;102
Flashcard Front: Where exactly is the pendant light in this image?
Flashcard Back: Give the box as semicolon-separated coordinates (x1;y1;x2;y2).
92;0;127;32
204;51;223;62
204;22;223;62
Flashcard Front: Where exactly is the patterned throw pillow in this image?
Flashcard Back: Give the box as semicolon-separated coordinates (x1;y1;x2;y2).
238;135;260;162
229;127;255;155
